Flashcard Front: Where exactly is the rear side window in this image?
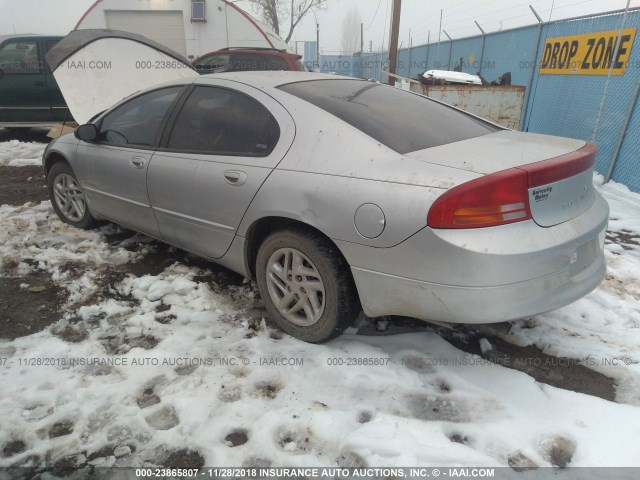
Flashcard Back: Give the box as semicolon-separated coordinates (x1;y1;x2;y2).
0;39;40;74
166;86;280;157
278;79;500;154
98;87;182;147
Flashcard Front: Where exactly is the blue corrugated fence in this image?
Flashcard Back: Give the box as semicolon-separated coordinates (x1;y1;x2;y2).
320;9;640;193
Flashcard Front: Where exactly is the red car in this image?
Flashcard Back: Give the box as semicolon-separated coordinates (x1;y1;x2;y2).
193;47;306;74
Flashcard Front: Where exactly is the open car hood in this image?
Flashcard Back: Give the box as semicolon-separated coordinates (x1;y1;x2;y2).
46;29;198;124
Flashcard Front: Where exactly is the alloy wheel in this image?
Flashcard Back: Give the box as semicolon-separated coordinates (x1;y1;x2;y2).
53;173;86;222
265;247;326;327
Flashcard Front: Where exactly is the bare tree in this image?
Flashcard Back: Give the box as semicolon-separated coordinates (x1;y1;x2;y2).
246;0;327;44
340;7;361;55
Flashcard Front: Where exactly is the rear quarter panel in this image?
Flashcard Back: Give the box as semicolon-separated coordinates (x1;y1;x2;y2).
237;92;480;247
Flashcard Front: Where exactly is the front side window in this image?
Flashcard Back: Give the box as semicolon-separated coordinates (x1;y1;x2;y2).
98;87;182;147
0;40;40;74
167;86;280;157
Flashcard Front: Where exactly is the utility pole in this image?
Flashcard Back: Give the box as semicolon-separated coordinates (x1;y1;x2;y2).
316;21;320;71
437;9;442;65
361;22;364;54
407;30;413;77
387;0;402;85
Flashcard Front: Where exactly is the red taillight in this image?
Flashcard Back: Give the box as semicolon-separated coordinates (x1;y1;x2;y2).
427;168;531;228
521;143;596;187
427;143;596;229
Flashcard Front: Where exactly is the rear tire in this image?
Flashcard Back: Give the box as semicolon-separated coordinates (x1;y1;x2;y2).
256;228;359;343
47;162;98;230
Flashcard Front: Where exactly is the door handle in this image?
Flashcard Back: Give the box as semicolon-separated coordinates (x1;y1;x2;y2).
223;170;247;186
130;157;146;169
34;80;46;87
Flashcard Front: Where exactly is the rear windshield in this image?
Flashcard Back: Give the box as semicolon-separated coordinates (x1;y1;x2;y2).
278;79;500;154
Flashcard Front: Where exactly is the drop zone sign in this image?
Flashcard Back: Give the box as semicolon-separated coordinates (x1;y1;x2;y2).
539;28;637;75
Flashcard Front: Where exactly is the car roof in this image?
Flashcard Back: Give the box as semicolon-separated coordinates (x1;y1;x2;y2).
195;71;365;89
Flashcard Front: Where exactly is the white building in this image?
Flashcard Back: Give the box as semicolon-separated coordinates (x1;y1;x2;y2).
75;0;291;58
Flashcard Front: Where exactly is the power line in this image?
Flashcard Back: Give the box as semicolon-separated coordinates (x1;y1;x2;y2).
443;10;535;35
404;0;546;39
410;0;619;42
441;0;491;16
364;0;384;30
548;0;556;21
438;0;547;29
380;0;391;51
409;0;514;30
549;0;603;15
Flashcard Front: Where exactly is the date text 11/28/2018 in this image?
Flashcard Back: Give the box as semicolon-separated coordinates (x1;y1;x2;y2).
134;467;496;478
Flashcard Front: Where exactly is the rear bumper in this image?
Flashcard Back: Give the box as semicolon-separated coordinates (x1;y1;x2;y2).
342;194;609;324
351;252;605;324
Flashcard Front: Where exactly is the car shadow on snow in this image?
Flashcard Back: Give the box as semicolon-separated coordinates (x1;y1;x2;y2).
356;316;618;403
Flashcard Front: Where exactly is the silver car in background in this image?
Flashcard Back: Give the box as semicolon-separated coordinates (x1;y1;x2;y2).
43;72;608;343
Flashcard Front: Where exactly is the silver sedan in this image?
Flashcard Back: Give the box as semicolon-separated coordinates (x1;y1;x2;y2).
43;72;608;343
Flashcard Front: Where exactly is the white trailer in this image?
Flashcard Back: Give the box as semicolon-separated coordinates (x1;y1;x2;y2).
75;0;291;58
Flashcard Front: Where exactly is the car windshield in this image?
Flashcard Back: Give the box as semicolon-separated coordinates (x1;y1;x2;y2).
278;79;500;154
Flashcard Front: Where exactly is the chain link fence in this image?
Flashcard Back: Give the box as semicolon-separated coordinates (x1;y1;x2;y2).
319;8;640;193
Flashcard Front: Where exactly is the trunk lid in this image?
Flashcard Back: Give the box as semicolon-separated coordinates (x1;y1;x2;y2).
522;143;597;227
410;130;597;227
406;130;587;174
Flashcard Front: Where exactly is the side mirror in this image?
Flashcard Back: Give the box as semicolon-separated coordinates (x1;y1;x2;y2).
75;124;98;142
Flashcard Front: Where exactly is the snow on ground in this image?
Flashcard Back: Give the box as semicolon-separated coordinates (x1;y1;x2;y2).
0;176;639;471
506;175;640;406
0;140;47;167
0;202;142;308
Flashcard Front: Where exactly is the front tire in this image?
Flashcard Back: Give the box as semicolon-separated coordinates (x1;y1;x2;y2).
47;162;98;229
256;228;359;343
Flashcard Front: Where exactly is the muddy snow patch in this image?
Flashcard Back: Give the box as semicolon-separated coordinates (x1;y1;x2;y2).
0;140;46;167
